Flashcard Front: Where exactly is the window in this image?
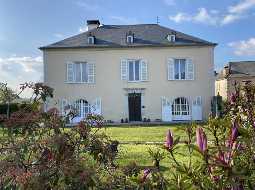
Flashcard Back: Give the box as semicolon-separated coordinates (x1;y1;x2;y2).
167;34;176;42
67;62;91;83
128;60;140;81
127;35;134;43
88;36;95;44
174;59;186;80
74;99;91;118
172;97;190;116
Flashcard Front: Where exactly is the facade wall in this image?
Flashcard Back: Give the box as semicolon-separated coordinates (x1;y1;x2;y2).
215;79;228;100
43;46;215;122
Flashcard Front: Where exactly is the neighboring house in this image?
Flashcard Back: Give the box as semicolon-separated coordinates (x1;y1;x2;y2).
216;61;255;100
40;20;216;123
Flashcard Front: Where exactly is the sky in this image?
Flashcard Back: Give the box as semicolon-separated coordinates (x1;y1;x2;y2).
0;0;255;94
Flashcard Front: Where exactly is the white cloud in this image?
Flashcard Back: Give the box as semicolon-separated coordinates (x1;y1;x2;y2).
79;26;88;33
0;56;43;96
164;0;175;6
169;0;255;26
169;8;218;26
110;16;139;25
169;13;191;23
228;37;255;56
221;14;242;25
54;33;65;38
229;0;255;14
193;8;218;25
75;1;100;11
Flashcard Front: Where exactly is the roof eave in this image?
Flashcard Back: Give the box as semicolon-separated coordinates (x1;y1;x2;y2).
39;43;217;50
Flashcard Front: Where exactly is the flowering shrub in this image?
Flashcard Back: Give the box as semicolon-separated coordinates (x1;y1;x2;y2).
1;81;255;189
162;81;255;189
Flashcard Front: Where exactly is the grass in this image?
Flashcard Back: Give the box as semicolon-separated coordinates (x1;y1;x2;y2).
99;124;204;173
101;124;190;142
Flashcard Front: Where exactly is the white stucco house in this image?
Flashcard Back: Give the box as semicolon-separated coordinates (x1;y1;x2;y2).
40;20;217;123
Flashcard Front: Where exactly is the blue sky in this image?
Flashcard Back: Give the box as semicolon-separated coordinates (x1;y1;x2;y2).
0;0;255;92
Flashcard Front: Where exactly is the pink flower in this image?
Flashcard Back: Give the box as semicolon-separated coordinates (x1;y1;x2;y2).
230;93;237;104
164;129;174;150
196;127;207;153
141;169;150;182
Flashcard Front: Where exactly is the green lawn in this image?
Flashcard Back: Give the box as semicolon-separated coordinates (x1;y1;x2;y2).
102;125;190;142
100;125;203;171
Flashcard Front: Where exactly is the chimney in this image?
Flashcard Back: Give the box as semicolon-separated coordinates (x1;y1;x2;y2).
223;66;230;77
87;20;100;31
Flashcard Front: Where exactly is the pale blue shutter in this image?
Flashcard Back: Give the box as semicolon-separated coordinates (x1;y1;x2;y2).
161;97;172;121
121;59;128;80
186;59;194;80
167;58;174;80
61;99;68;115
140;60;148;81
87;63;95;83
91;98;101;115
67;62;74;82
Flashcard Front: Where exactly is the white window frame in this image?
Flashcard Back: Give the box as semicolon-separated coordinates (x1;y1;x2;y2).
167;34;176;42
74;99;91;118
127;35;134;43
172;97;190;116
88;36;95;44
128;59;140;82
174;59;186;80
66;62;91;84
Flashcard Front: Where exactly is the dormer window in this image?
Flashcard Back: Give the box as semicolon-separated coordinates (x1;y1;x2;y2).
88;36;95;44
127;35;133;43
167;34;176;42
126;31;134;44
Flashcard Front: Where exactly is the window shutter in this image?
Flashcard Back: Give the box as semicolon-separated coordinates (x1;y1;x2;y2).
161;97;172;121
91;98;101;115
140;60;148;81
121;59;128;80
61;99;68;115
67;62;74;82
167;58;174;80
186;59;194;80
87;63;95;83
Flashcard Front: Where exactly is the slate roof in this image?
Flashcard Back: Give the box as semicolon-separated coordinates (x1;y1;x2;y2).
216;61;255;80
40;24;217;50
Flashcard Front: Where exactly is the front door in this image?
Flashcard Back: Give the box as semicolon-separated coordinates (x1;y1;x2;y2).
128;93;142;121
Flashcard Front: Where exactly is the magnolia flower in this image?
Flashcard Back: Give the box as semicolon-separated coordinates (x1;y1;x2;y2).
196;127;207;153
230;93;237;104
141;169;150;182
164;129;174;150
231;124;238;143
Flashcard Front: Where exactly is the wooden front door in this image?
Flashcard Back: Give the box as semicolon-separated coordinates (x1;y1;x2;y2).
128;93;142;121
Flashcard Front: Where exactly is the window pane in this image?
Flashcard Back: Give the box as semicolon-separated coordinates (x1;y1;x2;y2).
135;61;140;81
75;63;81;82
129;61;134;81
82;63;88;82
180;59;186;79
174;59;179;79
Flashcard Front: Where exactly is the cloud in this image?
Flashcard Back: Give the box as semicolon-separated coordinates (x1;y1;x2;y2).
164;0;175;6
169;8;218;25
169;1;255;26
54;33;65;38
228;37;255;56
221;14;242;25
75;1;100;11
110;16;139;25
169;13;191;23
0;56;43;96
79;26;88;33
229;0;255;14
